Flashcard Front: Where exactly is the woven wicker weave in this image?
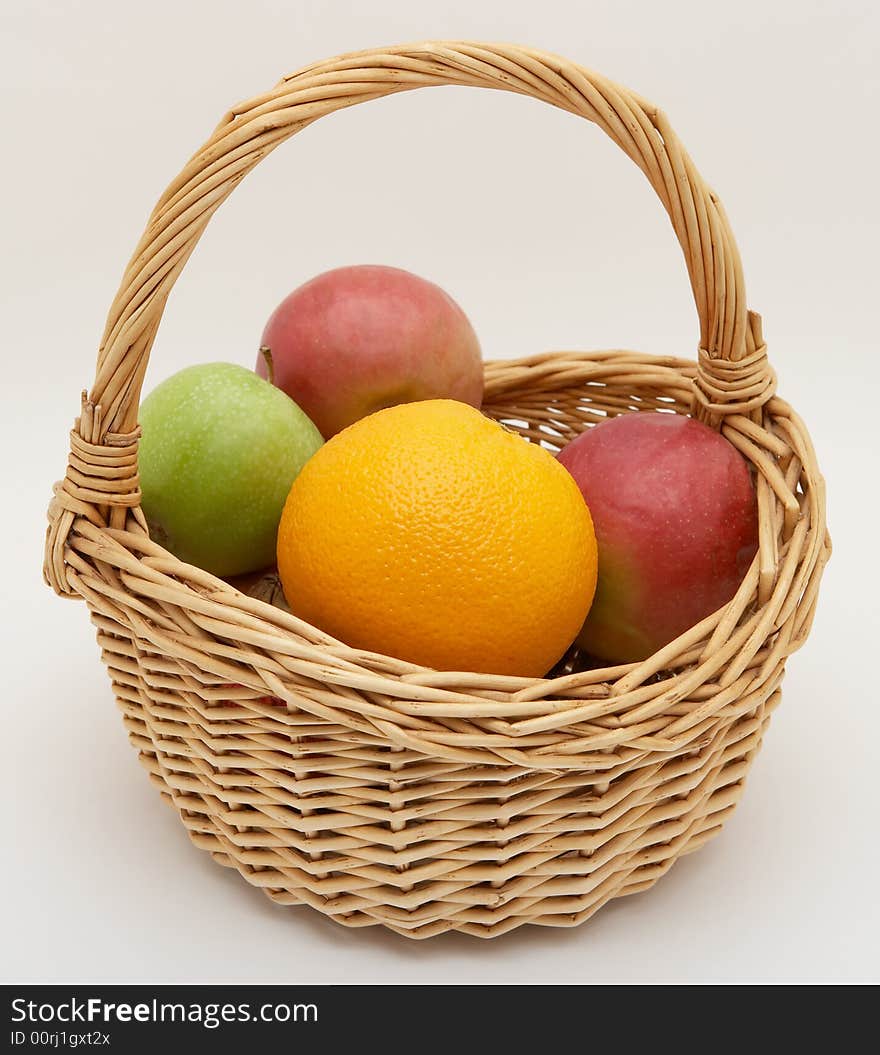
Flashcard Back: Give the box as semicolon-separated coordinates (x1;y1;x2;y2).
44;42;829;939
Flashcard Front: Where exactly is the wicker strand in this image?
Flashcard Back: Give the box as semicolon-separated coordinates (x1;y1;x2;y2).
693;311;777;424
44;392;145;595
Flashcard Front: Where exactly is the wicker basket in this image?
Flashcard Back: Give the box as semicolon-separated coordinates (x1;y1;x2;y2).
44;42;829;939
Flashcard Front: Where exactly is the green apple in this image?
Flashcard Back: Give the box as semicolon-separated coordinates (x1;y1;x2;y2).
138;362;323;577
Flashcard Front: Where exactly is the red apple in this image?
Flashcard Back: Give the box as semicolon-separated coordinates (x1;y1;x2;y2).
557;413;758;663
256;265;483;437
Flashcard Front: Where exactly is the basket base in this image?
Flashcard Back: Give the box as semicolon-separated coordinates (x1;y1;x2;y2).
219;803;733;939
120;695;774;940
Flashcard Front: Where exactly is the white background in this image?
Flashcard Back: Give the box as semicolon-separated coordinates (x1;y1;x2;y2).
3;0;878;984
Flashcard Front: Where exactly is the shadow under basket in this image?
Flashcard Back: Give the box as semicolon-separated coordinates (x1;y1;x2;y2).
44;41;830;939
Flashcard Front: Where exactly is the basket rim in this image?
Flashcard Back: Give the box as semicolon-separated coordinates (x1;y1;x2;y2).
63;349;830;771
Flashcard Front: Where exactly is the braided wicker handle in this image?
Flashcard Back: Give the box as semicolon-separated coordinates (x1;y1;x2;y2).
45;41;775;593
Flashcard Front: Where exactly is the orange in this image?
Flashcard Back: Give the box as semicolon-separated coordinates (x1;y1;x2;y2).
276;399;597;677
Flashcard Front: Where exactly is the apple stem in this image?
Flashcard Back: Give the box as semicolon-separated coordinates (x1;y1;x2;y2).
260;345;275;387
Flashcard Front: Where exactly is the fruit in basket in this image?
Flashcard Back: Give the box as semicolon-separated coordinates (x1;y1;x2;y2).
276;400;597;677
139;363;323;577
256;265;484;437
557;412;758;664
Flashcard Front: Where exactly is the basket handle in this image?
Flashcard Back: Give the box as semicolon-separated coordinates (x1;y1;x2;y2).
45;40;775;594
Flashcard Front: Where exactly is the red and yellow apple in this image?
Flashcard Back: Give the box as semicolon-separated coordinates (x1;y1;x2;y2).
557;412;758;663
256;265;484;437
